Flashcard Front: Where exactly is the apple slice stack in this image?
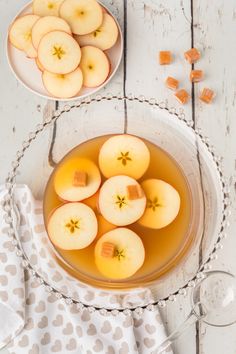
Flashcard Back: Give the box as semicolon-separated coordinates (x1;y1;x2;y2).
9;0;119;98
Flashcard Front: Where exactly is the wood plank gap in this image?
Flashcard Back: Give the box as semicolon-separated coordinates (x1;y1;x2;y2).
190;0;195;126
190;1;204;353
123;0;127;133
48;100;59;167
191;0;207;269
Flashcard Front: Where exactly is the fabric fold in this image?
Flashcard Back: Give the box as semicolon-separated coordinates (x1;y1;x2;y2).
0;185;173;354
0;189;25;349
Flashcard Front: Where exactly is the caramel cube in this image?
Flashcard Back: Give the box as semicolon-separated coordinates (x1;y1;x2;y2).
159;51;172;65
174;89;190;104
101;242;115;258
127;185;144;200
184;48;200;64
190;70;203;82
72;171;87;187
165;76;179;90
199;88;214;104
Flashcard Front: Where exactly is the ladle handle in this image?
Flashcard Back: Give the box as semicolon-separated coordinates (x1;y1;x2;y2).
153;303;205;354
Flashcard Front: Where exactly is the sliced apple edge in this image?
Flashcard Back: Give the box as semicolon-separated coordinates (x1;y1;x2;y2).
42;67;83;99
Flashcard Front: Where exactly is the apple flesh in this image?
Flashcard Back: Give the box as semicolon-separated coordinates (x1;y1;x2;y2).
138;179;181;229
54;157;101;202
32;16;71;49
59;0;103;35
42;67;83;98
25;44;37;58
33;0;64;17
94;228;145;279
76;13;118;50
48;202;97;250
98;134;150;180
98;175;146;226
9;14;40;53
80;46;110;87
38;30;81;74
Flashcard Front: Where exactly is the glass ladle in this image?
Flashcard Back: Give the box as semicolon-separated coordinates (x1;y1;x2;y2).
154;271;236;354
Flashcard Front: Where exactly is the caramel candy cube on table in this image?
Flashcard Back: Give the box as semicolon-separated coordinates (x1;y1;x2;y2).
127;185;144;200
174;89;190;104
159;51;172;65
165;76;179;90
190;70;203;82
101;242;115;258
199;88;215;104
72;171;87;187
184;48;201;64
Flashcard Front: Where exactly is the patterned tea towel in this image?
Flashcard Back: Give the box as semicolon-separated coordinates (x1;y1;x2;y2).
0;185;173;354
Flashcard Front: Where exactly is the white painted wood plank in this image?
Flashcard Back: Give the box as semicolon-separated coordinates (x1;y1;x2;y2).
193;1;236;353
0;0;55;185
125;0;192;117
0;349;8;354
125;1;198;353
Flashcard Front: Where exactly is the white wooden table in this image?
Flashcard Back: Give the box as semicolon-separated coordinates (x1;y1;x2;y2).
1;0;236;353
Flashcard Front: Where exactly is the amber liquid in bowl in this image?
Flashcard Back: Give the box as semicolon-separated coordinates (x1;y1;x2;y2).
43;135;193;289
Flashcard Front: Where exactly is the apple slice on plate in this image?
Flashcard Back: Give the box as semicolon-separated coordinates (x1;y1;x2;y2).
138;179;181;229
95;228;145;279
9;14;39;57
80;46;110;87
42;67;83;98
59;0;103;35
32;16;71;50
35;57;44;71
33;0;64;16
76;13;118;50
25;44;38;58
38;30;81;74
48;202;98;250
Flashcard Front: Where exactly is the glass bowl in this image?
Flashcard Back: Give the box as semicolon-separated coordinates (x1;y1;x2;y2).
3;94;229;311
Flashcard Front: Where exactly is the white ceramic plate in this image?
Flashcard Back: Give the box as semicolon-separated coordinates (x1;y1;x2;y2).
6;1;123;101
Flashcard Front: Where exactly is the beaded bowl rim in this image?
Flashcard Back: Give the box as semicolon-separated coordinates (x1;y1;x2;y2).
2;94;230;315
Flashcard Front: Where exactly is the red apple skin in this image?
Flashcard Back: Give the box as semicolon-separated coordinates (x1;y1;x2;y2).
100;4;108;14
